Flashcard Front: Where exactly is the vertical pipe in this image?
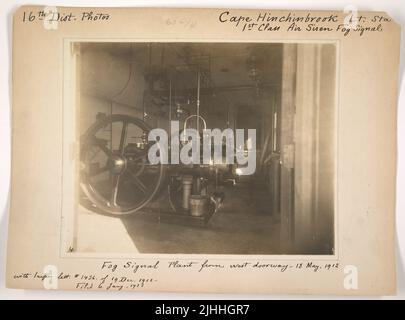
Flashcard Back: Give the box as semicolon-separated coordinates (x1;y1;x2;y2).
110;101;113;149
142;91;146;122
143;43;152;122
169;78;172;146
196;68;201;134
182;176;193;210
195;177;201;194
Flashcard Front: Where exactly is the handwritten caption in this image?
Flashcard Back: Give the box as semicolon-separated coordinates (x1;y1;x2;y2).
218;11;392;36
22;9;110;23
12;259;339;291
20;9;393;37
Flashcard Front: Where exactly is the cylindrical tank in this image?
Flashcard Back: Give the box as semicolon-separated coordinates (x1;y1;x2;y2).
181;175;193;210
81;49;132;97
189;195;209;217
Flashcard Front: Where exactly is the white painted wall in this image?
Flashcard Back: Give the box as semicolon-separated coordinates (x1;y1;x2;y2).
79;46;145;133
75;44;147;253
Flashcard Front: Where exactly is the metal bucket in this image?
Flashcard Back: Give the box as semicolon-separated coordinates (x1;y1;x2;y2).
189;195;209;217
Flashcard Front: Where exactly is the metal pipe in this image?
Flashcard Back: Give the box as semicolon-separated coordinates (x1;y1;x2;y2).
162;83;280;97
195;177;201;195
142;91;146;121
196;68;201;134
183;114;207;143
182;175;193;210
169;79;172;146
144;43;152;121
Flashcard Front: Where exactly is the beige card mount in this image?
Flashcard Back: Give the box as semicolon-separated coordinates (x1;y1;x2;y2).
6;6;400;295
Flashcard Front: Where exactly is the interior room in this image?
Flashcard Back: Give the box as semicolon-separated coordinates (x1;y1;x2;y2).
67;41;336;255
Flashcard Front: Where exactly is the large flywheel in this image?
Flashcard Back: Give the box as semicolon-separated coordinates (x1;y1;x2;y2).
80;114;164;215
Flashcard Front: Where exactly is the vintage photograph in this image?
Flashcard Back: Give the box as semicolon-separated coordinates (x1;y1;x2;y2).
6;5;400;295
69;41;337;255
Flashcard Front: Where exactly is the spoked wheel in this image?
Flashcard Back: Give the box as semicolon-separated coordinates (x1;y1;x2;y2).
80;114;164;215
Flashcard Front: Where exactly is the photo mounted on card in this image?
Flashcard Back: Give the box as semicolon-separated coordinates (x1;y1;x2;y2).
7;6;400;294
